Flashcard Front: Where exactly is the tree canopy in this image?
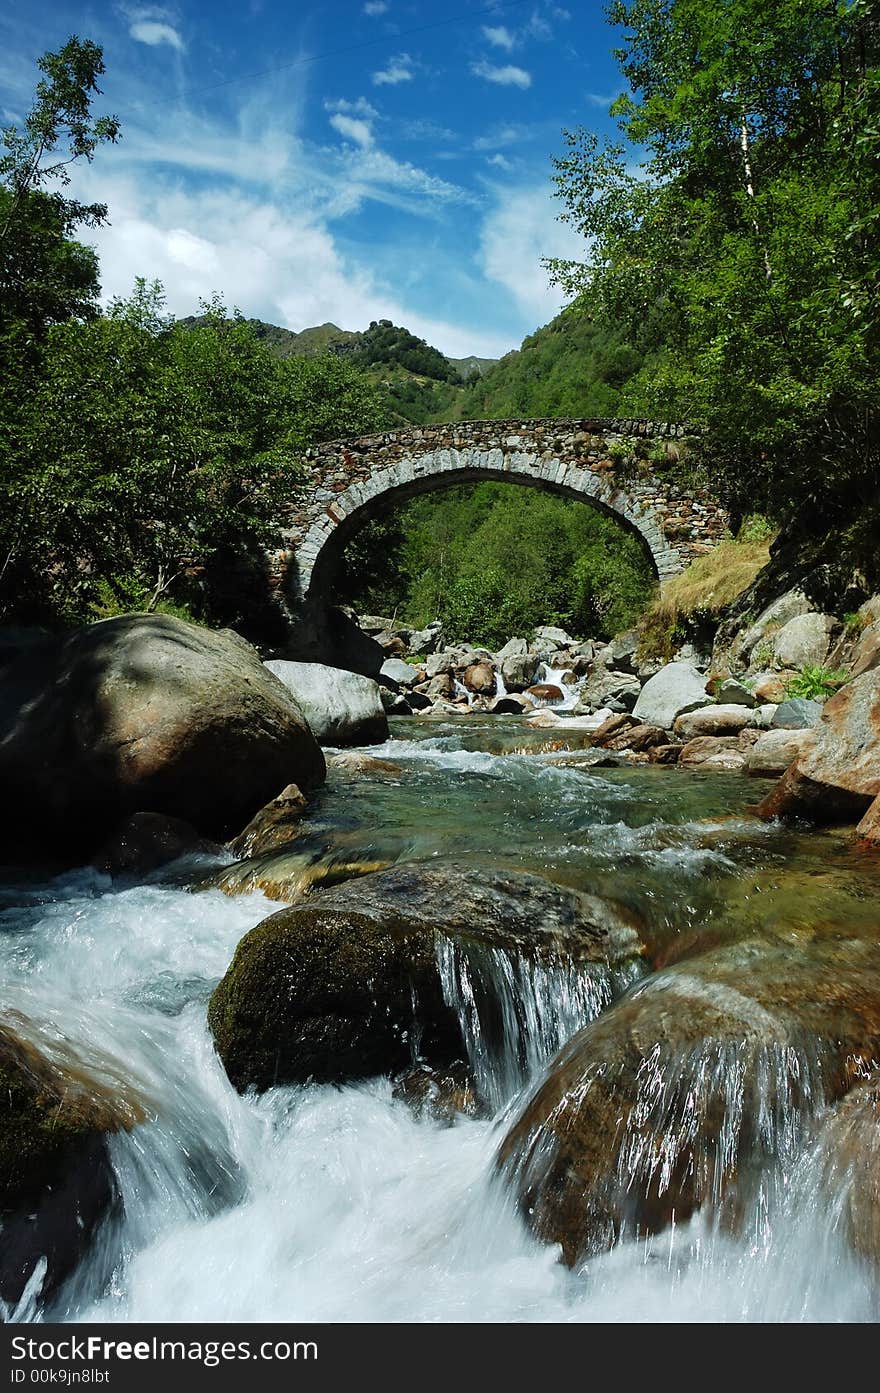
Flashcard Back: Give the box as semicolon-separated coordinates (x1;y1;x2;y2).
548;0;880;529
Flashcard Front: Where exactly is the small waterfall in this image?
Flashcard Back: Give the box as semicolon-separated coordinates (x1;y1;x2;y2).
435;935;639;1113
494;667;508;699
538;662;582;711
453;678;474;707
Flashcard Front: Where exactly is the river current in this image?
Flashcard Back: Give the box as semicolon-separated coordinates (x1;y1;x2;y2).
2;716;879;1322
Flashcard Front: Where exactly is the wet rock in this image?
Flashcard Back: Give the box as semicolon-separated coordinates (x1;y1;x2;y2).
678;736;748;771
809;1079;880;1264
407;691;433;711
771;698;824;730
393;1063;482;1124
772;612;836;670
632;662;713;730
673;705;756;739
326;751;402;777
208;860;645;1092
0;1019;145;1309
216;847;390;904
603;723;668;754
590;713;636;747
265;660;388;747
0;615;324;858
91;811;221;877
497;936;880;1266
856;796;880;848
526;683;565;705
490;694;531;715
648;743;682;765
228;784;308;860
463;662;497;696
757;669;880;824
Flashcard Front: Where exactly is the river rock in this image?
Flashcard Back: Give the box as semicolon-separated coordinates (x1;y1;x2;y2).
772;612;836;670
771;698;824;729
379;687;412;715
0;615;325;858
757;669;880;824
0;1019;145;1308
357;615;396;635
380;658;419;688
533;626;576;648
92;812;221;877
632;662;713;730
673;704;756;739
419;672;454;700
852;623;880;679
607;630;640;676
425;650;456;678
208;860;646;1092
602;723;668;754
732;589;812;670
407;624;442;657
678;736;748;771
501;654;540;692
463;662;497;696
490;694;531;715
711;678;756;707
526;683;565;705
809;1080;880;1264
574;669;641;714
856;796;880;848
753;671;795;703
746;727;817;777
496;637;529;661
265;660;388;747
497;935;880;1266
228;784;308;860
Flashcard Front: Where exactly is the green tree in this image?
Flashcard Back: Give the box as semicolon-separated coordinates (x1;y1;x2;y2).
548;0;880;529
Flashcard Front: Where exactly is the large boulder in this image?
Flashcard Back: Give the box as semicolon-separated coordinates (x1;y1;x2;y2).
771;698;824;729
772;612;836;670
746;727;817;777
757;669;880;824
265;659;388;747
673;704;756;739
462;662;497;696
501;653;540;692
379;657;419;688
208;860;645;1093
497;935;880;1266
0;615;325;858
0;1019;144;1308
632;662;713;730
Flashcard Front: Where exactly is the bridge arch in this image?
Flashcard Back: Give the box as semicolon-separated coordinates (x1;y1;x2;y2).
272;420;728;611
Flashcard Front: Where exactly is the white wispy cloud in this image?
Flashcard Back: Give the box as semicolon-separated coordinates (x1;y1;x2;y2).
471;61;531;90
482;25;517;51
325;96;379;119
479;184;584;321
124;6;185;51
473;123;531;152
372;52;415;86
329;113;373;147
363;1;388;14
486;153;513;170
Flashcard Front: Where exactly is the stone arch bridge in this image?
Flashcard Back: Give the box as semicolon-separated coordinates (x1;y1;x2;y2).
272;419;727;622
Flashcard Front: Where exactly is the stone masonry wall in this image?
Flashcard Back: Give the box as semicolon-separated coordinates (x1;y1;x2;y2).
270;418;728;609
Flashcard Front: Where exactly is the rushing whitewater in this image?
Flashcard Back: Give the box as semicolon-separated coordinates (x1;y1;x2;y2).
2;716;879;1323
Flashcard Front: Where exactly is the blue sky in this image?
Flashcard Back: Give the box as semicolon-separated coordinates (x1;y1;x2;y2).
1;2;628;357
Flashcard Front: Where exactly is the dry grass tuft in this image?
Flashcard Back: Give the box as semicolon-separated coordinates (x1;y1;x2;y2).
638;535;772;660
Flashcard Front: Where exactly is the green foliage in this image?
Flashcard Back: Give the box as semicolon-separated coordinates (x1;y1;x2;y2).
549;0;880;528
843;610;869;635
783;665;849;701
335;481;655;647
356;320;458;383
1;282;385;625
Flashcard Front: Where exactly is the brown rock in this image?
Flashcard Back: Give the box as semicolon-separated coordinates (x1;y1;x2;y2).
809;1080;880;1264
590;713;636;747
856;795;880;848
0;615;325;858
746;728;816;777
604;723;668;753
228;784;307;859
463;662;496;696
497;937;880;1266
678;736;747;771
673;704;756;739
757;669;880;824
648;743;682;764
754;672;796;703
852;624;880;678
526;683;565;704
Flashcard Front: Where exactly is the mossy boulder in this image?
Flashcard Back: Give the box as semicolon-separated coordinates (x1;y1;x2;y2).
208;859;645;1092
0;614;325;860
0;1019;145;1309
